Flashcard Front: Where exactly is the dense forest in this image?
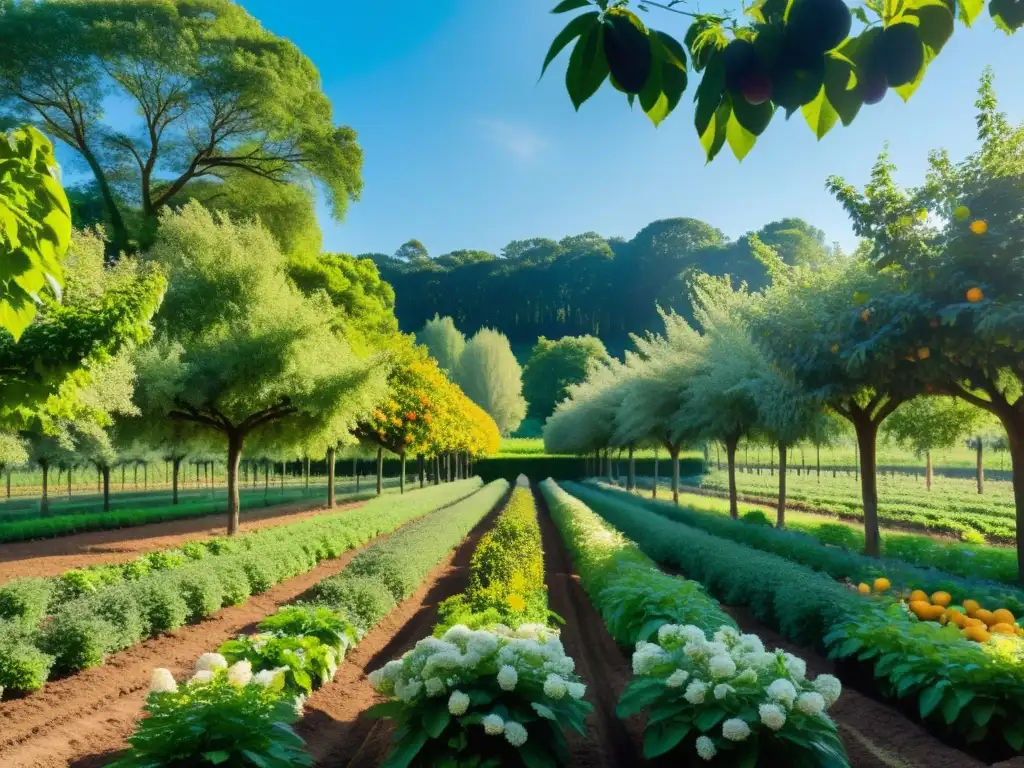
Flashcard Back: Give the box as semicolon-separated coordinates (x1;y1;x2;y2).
361;217;838;349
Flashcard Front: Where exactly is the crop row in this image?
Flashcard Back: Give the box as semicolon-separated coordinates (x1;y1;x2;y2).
590;481;1024;614
0;478;483;698
540;480;850;766
566;482;1024;755
114;478;510;766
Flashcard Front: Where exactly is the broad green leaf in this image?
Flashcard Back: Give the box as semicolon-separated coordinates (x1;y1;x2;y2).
541;11;600;78
693;706;726;732
957;0;984;24
918;686;945;718
699;95;731;163
565;23;609;110
732;95;775;136
1005;723;1024;752
639;31;667;124
381;728;429;768
801;86;839;138
694;53;725;137
363;700;406;719
657;32;689;115
726;110;756;161
552;0;592;13
642;720;691;758
823;52;861;127
422;706;451;738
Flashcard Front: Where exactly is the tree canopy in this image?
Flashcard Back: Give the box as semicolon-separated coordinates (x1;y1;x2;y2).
455;328;528;436
522;335;610;422
417;314;467;375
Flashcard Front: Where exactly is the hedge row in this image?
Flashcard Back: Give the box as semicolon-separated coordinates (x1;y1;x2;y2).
539;480;733;646
564;482;1024;752
586;481;1024;615
313;479;509;632
0;479;484;697
474;457;704;483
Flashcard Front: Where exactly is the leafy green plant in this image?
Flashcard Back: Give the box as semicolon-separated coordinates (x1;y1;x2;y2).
0;623;53;694
367;624;591;768
219;633;339;697
177;570;225;623
0;577;52;625
135;576;190;635
87;585;147;651
619;624;847;765
113;666;312;768
741;509;772;527
38;603;118;675
258;604;357;655
313;575;396;632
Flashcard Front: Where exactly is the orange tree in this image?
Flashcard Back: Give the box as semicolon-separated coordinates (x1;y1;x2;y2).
540;0;1021;163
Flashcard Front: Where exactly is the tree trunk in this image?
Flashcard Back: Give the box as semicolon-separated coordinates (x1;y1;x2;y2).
144;463;147;490
40;460;49;514
67;465;72;499
726;438;739;519
976;438;984;495
400;452;406;494
122;464;126;491
770;444;774;477
418;454;425;488
226;433;243;535
777;441;787;528
327;446;336;508
816;445;821;479
653;447;659;500
172;457;181;504
670;445;680;505
597;450;603;478
305;456;310;493
434;455;440;485
627;445;635;490
102;466;110;511
854;419;881;557
6;468;10;500
376;446;383;496
926;450;933;491
263;461;269;496
855;442;860;481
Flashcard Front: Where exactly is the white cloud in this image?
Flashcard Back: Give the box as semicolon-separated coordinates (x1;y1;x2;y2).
477;118;547;161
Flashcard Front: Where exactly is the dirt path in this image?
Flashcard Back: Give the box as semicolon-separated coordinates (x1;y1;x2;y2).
534;487;647;768
0;497;365;582
0;538;383;768
295;504;504;767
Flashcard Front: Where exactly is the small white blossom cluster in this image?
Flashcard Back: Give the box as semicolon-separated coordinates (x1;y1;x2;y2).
631;624;843;761
367;624;588;749
149;653;291;696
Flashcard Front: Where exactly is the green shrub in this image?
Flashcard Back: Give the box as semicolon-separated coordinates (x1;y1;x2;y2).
39;603;118;675
135;577;189;635
0;578;53;625
258;604;357;654
219;633;339;697
120;558;152;581
812;523;863;550
961;528;986;545
181;540;209;560
205;537;238;556
210;561;252;606
240;554;276;594
87;585;146;651
141;549;188;572
177;570;225;622
315;575;397;631
0;623;53;693
53;569;103;605
741;509;772;527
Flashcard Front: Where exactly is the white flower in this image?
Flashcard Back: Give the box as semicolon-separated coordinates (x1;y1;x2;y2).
713;683;734;700
448;690;470;716
496;664;518;695
482;713;505;735
683;641;707;659
796;691;826;716
632;644;668;675
367;668;385;689
657;624;683;643
713;627;740;645
750;651;777;670
425;677;446;697
708;654;737;679
767;678;797;707
684;680;707;704
722;718;751;741
813;674;842;707
680;625;706;644
294;693;307;716
665;669;689;688
784;653;808;681
443;625;473;646
695;735;717;760
467;631;499;658
739;634;765;654
544;674;568;699
252;668;282;687
567;681;586;700
382;660;404;680
503;720;528;747
150;668;177;693
759;703;787;731
195;653;228;673
395;678;423;702
227;660;253;686
189;670;214;686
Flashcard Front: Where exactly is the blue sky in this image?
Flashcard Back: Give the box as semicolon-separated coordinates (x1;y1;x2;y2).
76;1;1024;256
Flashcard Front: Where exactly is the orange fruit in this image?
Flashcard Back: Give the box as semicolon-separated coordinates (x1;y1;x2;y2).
945;609;967;628
992;609;1015;626
963;599;981;617
969;219;988;235
963;617;985;629
910;601;937;621
861;309;871;322
962;626;991;643
966;287;984;303
975;609;997;627
930;591;952;607
910;590;930;603
857;583;871;594
991;623;1016;636
917;347;931;360
873;578;891;592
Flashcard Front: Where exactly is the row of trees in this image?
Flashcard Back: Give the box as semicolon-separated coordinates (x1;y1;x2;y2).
545;73;1024;581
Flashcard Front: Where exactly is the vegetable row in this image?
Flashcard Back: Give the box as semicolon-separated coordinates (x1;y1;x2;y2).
0;478;483;698
114;479;510;767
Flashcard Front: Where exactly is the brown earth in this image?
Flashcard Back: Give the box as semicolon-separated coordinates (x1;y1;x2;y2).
0;497;364;582
0;537;376;768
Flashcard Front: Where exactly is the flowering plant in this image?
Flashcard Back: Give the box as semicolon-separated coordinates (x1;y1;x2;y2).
257;604;358;656
618;624;849;766
365;624;592;767
218;632;339;697
112;657;311;767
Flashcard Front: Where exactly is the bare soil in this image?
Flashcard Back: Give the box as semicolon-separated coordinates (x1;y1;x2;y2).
0;497;362;582
0;540;372;768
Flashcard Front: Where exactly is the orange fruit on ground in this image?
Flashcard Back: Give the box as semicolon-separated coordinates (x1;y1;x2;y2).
962;626;992;643
910;601;936;621
930;591;952;607
873;578;891;592
910;590;930;603
975;609;997;627
992;608;1015;626
991;623;1017;635
946;609;967;628
918;347;931;360
963;599;981;616
857;583;871;594
963;617;985;629
969;219;988;235
966;287;984;303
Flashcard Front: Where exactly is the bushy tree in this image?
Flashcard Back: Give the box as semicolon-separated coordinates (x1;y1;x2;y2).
522;335;609;422
884;397;985;489
455;329;527;436
417;315;466;374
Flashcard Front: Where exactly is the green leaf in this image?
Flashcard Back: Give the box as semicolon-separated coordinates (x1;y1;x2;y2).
972;701;996;727
801;86;838;139
202;751;231;765
642;720;691;758
957;0;984;25
604;8;654;94
566;22;609;109
639;32;668;125
732;95;775;137
519;739;558;768
694;54;725;138
918;686;945;719
363;700;406;720
552;0;592;13
423;706;451;739
541;11;600;78
1006;723;1024;752
381;728;429;768
726;110;756;161
656;31;688;115
694;707;726;732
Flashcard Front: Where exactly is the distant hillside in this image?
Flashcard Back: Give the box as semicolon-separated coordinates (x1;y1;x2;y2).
363;217;838;348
